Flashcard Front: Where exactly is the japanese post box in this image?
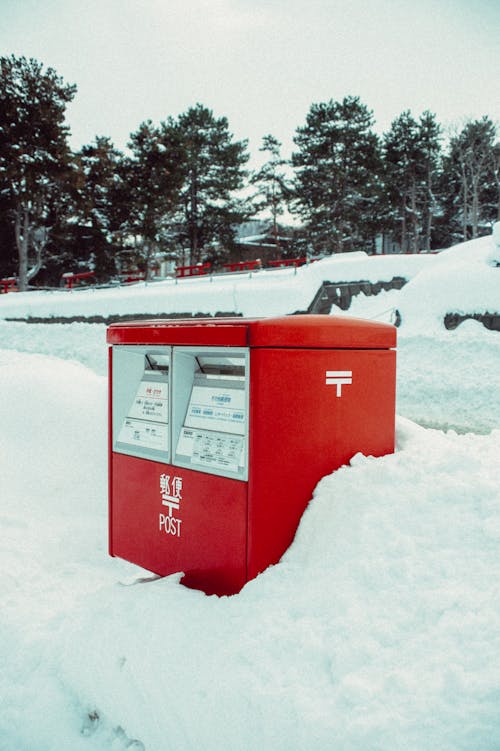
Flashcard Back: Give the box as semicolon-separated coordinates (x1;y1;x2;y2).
107;315;396;595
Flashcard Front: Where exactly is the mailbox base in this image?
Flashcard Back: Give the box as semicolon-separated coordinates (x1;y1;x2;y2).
110;453;248;596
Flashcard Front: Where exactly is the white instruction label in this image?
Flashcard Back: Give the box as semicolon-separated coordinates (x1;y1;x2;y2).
118;418;168;451
127;379;168;422
185;386;245;435
176;427;245;473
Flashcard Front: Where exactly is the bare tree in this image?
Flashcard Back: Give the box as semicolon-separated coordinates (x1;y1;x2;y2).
447;118;499;239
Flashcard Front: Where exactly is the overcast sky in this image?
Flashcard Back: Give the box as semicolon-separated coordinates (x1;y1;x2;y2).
1;0;499;164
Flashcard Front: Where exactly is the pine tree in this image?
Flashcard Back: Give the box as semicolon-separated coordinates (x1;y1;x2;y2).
418;112;442;250
250;135;290;251
383;110;442;252
0;185;16;277
291;96;382;254
0;55;76;289
174;104;250;266
74;136;125;279
116;119;184;278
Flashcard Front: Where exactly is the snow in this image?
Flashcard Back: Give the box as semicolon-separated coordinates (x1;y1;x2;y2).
0;227;499;750
0;252;432;321
394;235;500;334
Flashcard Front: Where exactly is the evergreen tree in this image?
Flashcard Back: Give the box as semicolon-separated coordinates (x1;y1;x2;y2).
418;112;442;250
0;55;76;289
174;104;250;266
0;187;16;278
291;96;382;253
116;119;184;278
250;134;290;250
74;136;125;279
383;110;442;252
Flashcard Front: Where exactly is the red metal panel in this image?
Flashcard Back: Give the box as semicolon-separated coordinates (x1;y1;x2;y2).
108;347;114;558
107;319;250;347
248;315;396;349
110;454;248;596
247;346;396;580
106;315;396;349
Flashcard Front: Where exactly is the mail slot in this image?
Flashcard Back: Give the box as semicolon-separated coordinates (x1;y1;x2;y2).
107;315;396;595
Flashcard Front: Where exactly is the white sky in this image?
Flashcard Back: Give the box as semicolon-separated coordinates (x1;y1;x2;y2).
1;0;499;164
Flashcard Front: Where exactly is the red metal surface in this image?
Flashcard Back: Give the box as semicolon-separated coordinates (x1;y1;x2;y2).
247;346;396;580
107;319;250;347
108;348;114;558
248;315;396;349
110;454;248;595
107;315;395;349
108;314;396;595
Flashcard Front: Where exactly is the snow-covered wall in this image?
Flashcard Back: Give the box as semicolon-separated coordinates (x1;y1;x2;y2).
0;252;432;321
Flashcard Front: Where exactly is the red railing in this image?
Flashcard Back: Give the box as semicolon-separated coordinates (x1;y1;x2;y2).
55;256;314;288
120;273;146;284
175;262;211;278
174;258;312;277
0;277;17;293
267;257;308;269
62;271;96;289
223;260;262;273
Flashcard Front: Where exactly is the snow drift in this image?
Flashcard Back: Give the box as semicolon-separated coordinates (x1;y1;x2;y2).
0;228;499;750
0;350;499;750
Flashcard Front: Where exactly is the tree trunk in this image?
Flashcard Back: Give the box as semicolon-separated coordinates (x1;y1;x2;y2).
189;172;199;266
409;179;419;253
400;193;407;252
27;226;48;283
461;168;469;241
494;157;500;220
471;176;480;238
423;167;433;251
15;207;30;292
144;241;153;281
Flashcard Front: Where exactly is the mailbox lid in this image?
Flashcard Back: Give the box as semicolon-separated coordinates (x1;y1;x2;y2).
107;314;396;349
107;318;250;346
248;315;396;349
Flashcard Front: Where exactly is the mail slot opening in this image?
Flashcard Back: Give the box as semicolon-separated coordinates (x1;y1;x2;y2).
145;353;170;373
195;355;245;379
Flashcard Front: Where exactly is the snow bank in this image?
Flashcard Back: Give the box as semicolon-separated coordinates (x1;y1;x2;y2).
0;252;432;321
0;351;114;750
0;320;109;374
396;233;499;334
396;322;500;434
1;351;499;750
328;230;499;335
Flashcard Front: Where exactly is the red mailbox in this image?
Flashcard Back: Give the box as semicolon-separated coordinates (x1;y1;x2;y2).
107;315;396;595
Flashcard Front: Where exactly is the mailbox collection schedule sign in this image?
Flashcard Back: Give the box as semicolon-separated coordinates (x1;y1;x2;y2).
176;383;246;472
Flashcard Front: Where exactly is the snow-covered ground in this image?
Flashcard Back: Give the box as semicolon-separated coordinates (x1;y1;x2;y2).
0;230;499;750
